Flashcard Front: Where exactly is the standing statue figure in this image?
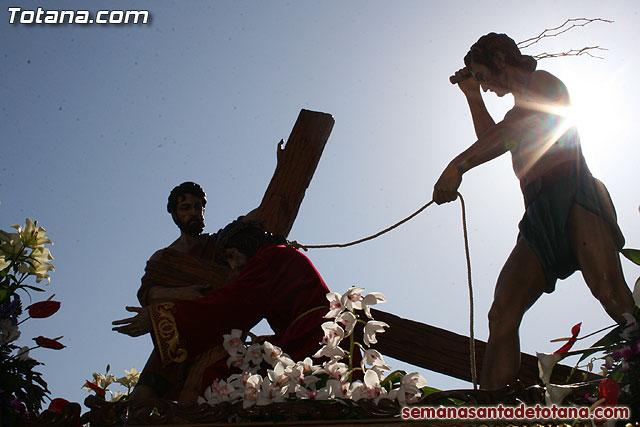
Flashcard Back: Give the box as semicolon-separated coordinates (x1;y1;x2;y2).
433;32;635;389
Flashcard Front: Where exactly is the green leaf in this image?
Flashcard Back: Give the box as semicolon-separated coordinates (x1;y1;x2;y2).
380;370;406;391
621;248;640;266
21;284;45;292
577;325;622;364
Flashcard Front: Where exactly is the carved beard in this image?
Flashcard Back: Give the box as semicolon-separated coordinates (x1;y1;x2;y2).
176;216;205;236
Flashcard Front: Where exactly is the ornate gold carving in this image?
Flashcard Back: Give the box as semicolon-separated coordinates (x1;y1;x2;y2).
149;302;188;365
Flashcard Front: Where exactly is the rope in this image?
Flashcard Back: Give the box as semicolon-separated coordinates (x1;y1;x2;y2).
288;192;478;389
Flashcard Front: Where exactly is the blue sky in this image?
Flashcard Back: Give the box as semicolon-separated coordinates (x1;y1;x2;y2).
2;0;639;408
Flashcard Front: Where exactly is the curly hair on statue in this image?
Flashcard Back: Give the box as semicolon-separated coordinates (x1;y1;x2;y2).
166;182;207;214
464;32;537;74
215;219;287;262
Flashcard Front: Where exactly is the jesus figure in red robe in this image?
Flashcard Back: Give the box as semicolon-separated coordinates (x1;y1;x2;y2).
113;220;331;397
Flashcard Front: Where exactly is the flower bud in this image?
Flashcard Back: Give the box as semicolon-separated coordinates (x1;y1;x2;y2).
34;335;65;350
27;300;61;319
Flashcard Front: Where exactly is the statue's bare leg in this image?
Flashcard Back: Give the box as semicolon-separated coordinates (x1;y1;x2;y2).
480;239;546;390
568;204;635;324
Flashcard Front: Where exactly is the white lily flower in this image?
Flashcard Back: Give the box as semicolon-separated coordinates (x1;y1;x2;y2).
116;367;140;389
341;286;365;311
110;391;125;402
336;311;357;337
223;329;244;356
536;352;566;385
13;219;53;249
363;320;389;346
17;346;31;361
362;292;387;318
544;383;576;405
324;292;344;318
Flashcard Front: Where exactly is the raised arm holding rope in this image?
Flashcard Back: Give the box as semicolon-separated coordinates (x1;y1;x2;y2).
434;32;635;390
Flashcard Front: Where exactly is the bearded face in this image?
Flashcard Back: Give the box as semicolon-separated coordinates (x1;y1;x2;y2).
172;193;205;236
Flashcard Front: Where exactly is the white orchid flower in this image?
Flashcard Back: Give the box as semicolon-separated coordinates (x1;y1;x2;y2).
389;372;428;405
242;374;263;408
350;370;386;401
323;379;349;399
361;292;387;318
257;377;287;406
295;357;319;375
536;352;566;385
361;349;387;369
313;343;345;360
262;341;283;366
319;361;349;382
336;311;357;337
246;343;264;366
321;321;345;345
223;329;244;356
324;292;344;318
227;353;247;370
620;312;638;341
295;384;330;400
363;320;389;346
267;362;290;388
341;286;365;311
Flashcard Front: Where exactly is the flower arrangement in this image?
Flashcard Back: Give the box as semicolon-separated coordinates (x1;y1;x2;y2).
0;218;63;424
198;286;431;412
537;247;640;425
82;365;140;402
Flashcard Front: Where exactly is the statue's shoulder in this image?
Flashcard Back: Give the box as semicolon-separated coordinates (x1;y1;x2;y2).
527;70;570;105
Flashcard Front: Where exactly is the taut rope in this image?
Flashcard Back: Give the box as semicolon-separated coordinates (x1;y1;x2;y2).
288;192;478;389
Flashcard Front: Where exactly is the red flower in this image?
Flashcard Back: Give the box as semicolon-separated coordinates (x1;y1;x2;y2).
83;380;106;397
48;398;70;413
33;335;65;350
554;322;582;354
598;378;620;406
26;300;61;319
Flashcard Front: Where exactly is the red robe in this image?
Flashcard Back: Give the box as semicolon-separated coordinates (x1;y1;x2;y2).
149;244;330;387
